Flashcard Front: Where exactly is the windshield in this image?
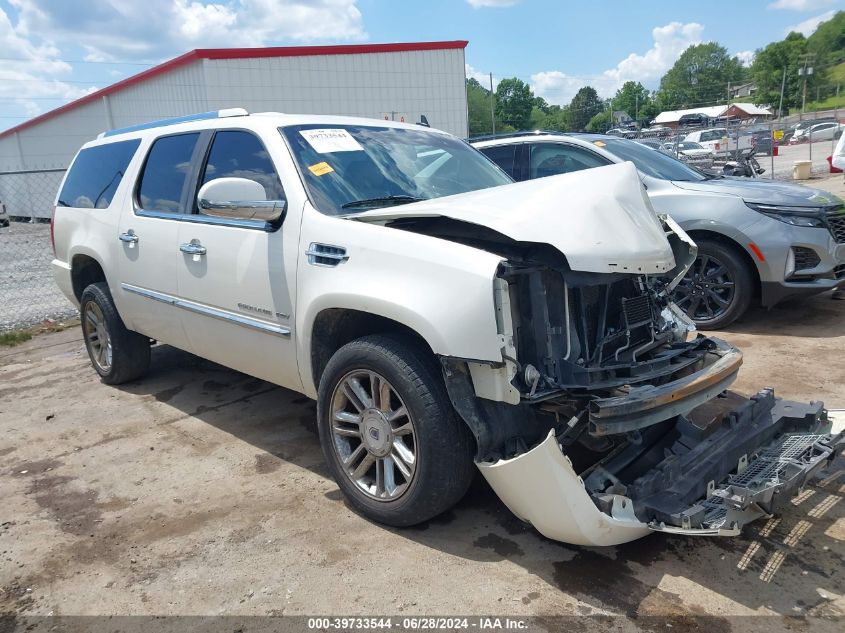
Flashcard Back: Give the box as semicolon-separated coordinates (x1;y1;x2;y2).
281;124;512;215
594;137;707;182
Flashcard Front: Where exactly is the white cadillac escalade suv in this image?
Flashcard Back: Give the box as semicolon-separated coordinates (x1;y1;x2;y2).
52;109;842;546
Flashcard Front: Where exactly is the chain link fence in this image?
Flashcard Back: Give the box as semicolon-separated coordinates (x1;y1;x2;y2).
0;168;77;331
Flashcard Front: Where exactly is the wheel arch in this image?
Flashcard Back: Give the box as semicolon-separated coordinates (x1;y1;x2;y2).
684;229;762;300
70;253;107;303
308;307;437;397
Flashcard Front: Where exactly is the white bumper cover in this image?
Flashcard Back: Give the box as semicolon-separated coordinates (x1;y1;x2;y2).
477;430;650;546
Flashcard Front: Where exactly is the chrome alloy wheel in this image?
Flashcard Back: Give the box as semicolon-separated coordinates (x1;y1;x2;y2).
82;301;113;373
674;253;736;323
330;370;417;501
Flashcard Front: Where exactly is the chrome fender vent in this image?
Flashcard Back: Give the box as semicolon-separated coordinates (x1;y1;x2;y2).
306;243;349;267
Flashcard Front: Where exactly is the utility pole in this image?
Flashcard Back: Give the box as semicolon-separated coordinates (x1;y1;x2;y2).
635;92;639;125
778;66;787;118
489;73;496;135
798;53;815;116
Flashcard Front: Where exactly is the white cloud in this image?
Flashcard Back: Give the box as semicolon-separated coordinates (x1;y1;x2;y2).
736;50;755;67
0;5;96;119
9;0;367;62
465;63;498;90
768;0;833;10
530;21;703;105
784;9;836;34
466;0;519;7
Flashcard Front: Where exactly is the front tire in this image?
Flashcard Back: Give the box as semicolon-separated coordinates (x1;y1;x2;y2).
317;334;475;527
80;282;150;384
673;239;754;330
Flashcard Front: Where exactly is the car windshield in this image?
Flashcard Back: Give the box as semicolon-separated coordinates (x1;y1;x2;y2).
280;124;512;215
593;137;707;181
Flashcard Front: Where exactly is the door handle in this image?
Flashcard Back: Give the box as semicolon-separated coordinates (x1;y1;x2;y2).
179;240;207;256
118;230;139;244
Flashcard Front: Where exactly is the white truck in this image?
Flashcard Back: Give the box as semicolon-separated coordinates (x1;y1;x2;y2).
52;109;841;546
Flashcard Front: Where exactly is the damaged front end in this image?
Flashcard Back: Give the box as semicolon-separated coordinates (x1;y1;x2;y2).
439;217;842;546
363;163;843;546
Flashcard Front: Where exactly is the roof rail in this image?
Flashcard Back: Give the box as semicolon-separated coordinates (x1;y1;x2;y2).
467;129;564;142
100;108;249;138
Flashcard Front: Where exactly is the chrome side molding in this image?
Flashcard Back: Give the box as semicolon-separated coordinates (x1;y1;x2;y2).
120;283;291;338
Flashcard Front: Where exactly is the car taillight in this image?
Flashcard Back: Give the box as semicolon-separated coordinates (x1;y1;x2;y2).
50;205;56;256
715;143;720;150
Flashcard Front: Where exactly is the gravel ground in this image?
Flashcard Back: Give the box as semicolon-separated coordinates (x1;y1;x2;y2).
759;142;840;181
0;221;76;331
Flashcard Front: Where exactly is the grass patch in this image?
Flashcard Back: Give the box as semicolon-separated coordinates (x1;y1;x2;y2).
0;331;33;347
0;317;80;348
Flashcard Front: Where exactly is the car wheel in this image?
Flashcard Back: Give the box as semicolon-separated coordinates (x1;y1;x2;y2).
672;239;754;330
317;334;475;527
80;282;151;384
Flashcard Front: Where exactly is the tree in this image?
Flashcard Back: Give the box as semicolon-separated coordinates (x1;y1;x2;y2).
568;86;604;131
466;78;496;136
533;96;551;113
495;78;534;130
612;81;651;124
586;110;612;133
658;43;746;109
750;33;810;115
807;10;845;66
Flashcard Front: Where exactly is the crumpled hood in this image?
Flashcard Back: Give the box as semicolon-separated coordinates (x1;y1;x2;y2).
672;177;844;208
351;162;676;274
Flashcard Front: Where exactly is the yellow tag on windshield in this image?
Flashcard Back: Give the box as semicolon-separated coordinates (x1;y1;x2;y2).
593;140;606;147
308;161;334;176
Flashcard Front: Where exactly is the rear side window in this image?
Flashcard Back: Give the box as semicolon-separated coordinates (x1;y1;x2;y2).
528;143;610;179
137;133;200;213
480;144;518;179
58;139;140;209
198;130;284;205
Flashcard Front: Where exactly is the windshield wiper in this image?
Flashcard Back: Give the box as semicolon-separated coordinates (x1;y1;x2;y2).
341;195;425;209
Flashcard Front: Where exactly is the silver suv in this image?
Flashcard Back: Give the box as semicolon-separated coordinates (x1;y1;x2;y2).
474;133;845;328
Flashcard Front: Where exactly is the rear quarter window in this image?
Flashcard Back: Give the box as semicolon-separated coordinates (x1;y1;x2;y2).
58;139;141;209
137;133;201;214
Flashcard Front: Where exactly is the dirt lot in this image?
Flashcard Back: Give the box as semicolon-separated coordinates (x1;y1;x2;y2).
0;289;843;630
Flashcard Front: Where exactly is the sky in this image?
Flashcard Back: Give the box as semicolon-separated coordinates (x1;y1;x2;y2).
0;0;842;132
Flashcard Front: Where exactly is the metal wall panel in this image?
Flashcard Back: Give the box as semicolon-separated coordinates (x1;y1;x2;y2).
0;99;106;172
107;62;207;128
204;48;468;137
0;48;468;175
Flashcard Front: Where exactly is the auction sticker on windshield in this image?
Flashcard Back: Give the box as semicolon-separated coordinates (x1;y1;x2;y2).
300;129;364;153
308;161;335;176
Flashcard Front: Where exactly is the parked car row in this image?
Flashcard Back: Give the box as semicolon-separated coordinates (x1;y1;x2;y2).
50;110;844;548
788;120;843;144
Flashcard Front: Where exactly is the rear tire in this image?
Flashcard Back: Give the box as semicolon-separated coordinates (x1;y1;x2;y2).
80;282;150;384
673;239;754;330
317;334;475;527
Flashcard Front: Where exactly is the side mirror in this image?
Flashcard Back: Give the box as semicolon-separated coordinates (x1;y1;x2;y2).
197;177;285;223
